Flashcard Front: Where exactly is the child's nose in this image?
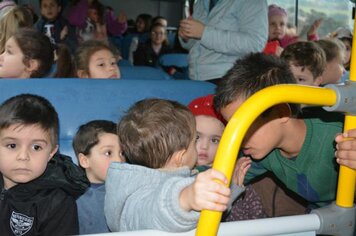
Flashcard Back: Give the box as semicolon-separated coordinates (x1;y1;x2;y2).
16;148;30;161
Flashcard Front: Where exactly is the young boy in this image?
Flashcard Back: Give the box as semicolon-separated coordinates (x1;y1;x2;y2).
34;0;77;52
0;94;89;235
214;53;343;208
73;120;122;234
280;41;326;86
105;98;244;232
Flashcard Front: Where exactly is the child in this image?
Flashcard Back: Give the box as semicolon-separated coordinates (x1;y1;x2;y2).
188;94;226;167
265;4;321;56
280;41;326;86
67;0;127;39
105;98;243;232
214;53;343;208
0;28;54;78
133;23;172;67
0;5;33;54
0;94;89;235
34;0;77;52
74;39;121;79
188;94;267;221
74;120;122;234
315;38;345;85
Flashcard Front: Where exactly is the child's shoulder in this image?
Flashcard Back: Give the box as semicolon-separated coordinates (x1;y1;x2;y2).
301;107;344;127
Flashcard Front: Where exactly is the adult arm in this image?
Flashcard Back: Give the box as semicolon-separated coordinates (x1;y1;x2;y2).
105;10;128;36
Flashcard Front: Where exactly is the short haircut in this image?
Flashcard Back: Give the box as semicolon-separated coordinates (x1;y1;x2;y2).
13;28;54;78
0;94;59;146
281;41;326;79
214;53;300;117
72;120;117;157
74;40;119;77
315;38;345;64
39;0;62;6
118;98;195;169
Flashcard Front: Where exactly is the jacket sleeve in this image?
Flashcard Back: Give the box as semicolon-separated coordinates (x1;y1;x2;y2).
39;189;79;235
67;0;88;28
119;177;199;232
105;10;128;36
201;0;268;55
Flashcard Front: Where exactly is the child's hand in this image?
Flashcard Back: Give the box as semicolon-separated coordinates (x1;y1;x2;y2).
117;12;127;24
60;26;68;40
307;18;322;37
180;169;231;212
232;157;251;186
335;129;356;169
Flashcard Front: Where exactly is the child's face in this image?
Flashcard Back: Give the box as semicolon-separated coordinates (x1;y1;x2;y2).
289;63;321;86
136;18;146;33
86;49;120;79
220;98;281;160
41;0;61;21
0;124;58;189
0;37;31;78
180;135;198;169
341;39;351;66
88;8;99;23
195;115;224;166
322;59;344;84
268;15;287;40
151;26;166;46
79;133;122;183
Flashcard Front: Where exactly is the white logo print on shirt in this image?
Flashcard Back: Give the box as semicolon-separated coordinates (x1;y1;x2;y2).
10;211;34;236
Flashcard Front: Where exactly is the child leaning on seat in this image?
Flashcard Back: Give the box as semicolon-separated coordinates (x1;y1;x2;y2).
74;40;121;79
214;53;343;209
74;120;122;234
105;98;245;232
0;94;89;235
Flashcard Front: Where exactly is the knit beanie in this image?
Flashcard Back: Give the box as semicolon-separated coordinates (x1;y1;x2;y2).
188;94;226;125
268;4;288;18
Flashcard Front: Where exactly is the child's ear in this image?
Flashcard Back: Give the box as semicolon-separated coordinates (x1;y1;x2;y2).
166;149;186;168
25;59;39;74
78;153;90;169
77;70;89;78
313;76;323;86
276;103;292;123
48;145;59;161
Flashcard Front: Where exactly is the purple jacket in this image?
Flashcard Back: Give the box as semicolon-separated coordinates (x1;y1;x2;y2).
67;0;127;36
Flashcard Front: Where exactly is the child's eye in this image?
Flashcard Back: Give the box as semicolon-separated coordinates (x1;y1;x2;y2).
97;63;105;67
104;150;112;157
6;143;16;149
211;138;220;144
32;144;43;151
297;78;305;82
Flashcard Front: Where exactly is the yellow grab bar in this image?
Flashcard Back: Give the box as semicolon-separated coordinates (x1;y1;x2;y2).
196;84;338;236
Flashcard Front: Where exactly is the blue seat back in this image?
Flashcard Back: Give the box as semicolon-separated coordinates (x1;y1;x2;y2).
0;79;215;163
120;66;172;80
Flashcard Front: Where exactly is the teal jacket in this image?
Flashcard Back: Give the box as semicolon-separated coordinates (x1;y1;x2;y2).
180;0;268;81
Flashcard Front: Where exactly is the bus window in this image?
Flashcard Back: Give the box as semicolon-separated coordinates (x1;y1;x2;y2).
268;0;354;38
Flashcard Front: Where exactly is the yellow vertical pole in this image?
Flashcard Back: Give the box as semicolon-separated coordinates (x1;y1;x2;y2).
335;11;356;207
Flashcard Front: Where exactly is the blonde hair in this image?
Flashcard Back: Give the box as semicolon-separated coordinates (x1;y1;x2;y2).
0;6;33;53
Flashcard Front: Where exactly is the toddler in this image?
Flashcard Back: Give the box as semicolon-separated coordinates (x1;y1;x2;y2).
74;120;122;234
0;94;89;235
74;40;121;79
105;98;243;232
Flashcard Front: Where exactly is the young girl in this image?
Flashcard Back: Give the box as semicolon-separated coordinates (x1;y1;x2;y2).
133;23;171;67
74;40;121;79
0;28;54;78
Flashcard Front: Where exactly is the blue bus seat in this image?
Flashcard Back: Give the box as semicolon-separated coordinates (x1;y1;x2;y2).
120;66;173;80
0;79;215;163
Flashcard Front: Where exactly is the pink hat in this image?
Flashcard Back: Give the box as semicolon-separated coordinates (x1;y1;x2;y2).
188;94;226;125
268;4;288;18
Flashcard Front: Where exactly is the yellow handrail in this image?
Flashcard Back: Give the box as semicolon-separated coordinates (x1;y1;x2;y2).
196;84;338;236
335;12;356;207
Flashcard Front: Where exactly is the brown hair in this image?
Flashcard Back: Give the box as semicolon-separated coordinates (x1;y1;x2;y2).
281;41;326;79
118;98;195;169
0;6;33;54
74;40;119;77
315;38;345;64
